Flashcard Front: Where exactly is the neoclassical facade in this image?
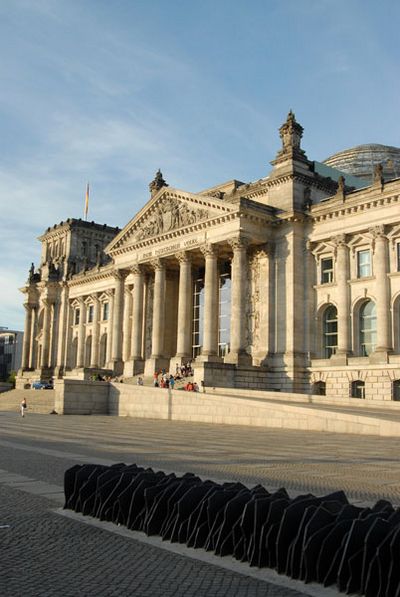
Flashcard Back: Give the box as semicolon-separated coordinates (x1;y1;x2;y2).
17;113;400;400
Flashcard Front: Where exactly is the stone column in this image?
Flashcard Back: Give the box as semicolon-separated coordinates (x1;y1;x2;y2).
54;283;69;376
76;297;86;368
29;307;38;369
131;266;145;358
40;299;52;369
110;270;126;374
372;226;391;357
200;244;219;359
122;286;133;363
175;252;192;359
124;266;145;377
225;237;251;364
106;292;114;365
90;295;100;368
151;259;166;358
333;235;350;363
21;304;33;370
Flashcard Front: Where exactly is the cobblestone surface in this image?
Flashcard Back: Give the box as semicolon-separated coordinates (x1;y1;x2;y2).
0;485;304;596
1;408;399;595
0;412;400;503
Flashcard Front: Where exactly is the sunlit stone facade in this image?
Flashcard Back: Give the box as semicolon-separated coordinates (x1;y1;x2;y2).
17;113;400;400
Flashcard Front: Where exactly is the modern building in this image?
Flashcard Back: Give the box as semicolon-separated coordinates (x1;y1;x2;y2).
17;113;400;400
0;328;23;380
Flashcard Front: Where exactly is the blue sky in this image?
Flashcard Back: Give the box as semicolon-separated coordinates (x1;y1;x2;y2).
1;0;399;330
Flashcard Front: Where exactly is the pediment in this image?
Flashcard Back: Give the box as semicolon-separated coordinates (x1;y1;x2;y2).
107;187;235;254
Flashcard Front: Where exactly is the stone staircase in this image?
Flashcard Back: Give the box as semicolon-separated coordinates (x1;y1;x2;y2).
0;388;56;414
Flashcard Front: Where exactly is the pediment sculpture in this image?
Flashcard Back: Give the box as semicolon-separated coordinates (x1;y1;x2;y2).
135;197;209;241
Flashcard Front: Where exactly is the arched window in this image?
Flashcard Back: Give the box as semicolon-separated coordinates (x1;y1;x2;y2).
351;380;365;399
323;305;337;358
393;380;400;401
359;301;376;356
313;381;326;396
85;336;92;368
99;333;107;368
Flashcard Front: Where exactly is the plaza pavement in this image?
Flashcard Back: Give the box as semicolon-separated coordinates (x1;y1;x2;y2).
1;411;400;596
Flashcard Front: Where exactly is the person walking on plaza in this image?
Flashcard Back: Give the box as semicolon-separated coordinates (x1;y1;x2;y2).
20;397;27;417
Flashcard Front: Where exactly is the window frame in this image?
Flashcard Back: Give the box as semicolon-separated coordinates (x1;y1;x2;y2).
320;257;334;285
357;248;372;278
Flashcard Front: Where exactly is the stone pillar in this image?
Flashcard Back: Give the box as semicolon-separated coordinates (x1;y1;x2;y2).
29;307;38;369
90;295;100;368
106;292;114;365
40;299;52;369
372;226;391;359
122;286;133;363
21;304;33;370
124;266;145;376
54;283;69;376
175;252;192;359
76;297;86;368
225;237;251;364
144;260;169;376
332;235;350;363
110;270;126;374
151;259;166;357
200;244;219;359
130;267;144;358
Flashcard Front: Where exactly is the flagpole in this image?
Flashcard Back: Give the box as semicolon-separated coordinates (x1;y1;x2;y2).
84;182;89;221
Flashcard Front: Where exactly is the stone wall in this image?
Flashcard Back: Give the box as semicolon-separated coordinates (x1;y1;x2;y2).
54;379;109;415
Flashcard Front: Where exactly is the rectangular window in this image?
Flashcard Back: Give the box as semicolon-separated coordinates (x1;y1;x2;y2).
88;305;94;323
357;249;371;278
74;308;80;325
397;244;400;272
321;257;333;284
102;302;109;321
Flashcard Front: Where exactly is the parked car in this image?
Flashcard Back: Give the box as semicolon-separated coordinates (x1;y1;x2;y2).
31;380;53;390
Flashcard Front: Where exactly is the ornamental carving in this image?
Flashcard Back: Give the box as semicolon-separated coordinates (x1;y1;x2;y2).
176;251;192;264
130;264;144;276
135;197;209;241
228;236;250;252
200;243;218;258
370;225;386;239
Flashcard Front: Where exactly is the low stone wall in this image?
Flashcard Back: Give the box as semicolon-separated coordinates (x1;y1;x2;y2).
54;379;109;415
53;379;400;436
108;383;400;436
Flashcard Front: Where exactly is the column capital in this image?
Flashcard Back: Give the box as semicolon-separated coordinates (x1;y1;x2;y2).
200;243;218;258
176;251;192;264
113;269;128;281
130;264;144;276
150;258;165;272
228;236;250;252
332;234;347;248
370;224;386;240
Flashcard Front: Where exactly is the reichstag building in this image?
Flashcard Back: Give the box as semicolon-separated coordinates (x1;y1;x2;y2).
17;112;400;400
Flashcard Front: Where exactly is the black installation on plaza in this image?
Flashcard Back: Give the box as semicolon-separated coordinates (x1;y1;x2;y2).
64;463;400;596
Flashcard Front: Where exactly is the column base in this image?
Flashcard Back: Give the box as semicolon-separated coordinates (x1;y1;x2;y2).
195;353;222;364
109;359;124;375
53;366;64;379
224;351;252;366
144;356;171;377
329;352;349;365
169;355;192;375
123;358;145;377
370;349;389;364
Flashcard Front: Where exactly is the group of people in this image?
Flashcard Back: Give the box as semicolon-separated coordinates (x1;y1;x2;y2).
148;362;202;392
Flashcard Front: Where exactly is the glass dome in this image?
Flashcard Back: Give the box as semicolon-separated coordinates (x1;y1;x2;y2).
322;144;400;184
